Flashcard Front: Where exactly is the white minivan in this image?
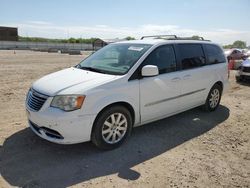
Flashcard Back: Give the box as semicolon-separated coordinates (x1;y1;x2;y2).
26;35;229;149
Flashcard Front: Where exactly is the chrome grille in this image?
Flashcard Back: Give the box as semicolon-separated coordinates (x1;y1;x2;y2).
27;89;48;111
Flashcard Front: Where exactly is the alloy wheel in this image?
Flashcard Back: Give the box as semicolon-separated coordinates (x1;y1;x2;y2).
209;88;220;108
101;113;128;144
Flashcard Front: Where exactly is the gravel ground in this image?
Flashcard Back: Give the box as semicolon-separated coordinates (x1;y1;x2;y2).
0;50;249;188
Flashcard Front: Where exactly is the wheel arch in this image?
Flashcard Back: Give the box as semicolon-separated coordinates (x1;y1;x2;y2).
213;81;223;92
91;101;136;135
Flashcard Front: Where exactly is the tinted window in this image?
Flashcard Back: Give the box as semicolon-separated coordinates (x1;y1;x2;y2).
142;45;176;74
204;44;226;64
178;44;206;70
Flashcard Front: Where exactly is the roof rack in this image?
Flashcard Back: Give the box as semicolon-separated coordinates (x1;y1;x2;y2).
141;35;177;40
140;35;210;41
172;37;210;41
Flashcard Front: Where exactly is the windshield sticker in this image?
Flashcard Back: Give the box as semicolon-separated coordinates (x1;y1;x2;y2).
128;46;144;52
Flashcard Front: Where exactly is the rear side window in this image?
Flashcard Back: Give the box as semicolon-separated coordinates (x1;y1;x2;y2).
142;45;177;74
204;44;226;64
178;44;206;70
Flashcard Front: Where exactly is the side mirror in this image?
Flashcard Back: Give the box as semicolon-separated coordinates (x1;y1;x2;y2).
141;65;159;77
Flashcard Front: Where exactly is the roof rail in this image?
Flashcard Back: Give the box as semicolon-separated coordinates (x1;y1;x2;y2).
141;35;177;40
140;35;210;41
172;37;210;41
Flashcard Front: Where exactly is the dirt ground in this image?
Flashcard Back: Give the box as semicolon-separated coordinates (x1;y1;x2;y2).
0;50;249;188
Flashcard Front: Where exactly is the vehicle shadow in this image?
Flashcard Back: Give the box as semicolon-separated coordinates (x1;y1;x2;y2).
0;105;229;188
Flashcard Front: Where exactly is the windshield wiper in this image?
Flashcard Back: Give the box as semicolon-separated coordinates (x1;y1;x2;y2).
78;66;107;74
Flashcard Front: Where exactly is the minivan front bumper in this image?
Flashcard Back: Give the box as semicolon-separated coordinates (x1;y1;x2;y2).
26;107;96;144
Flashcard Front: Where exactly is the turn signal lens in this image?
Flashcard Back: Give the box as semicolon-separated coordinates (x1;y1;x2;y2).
76;96;85;108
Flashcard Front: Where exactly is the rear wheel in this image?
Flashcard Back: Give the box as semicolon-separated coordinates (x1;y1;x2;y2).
91;105;132;150
203;84;222;112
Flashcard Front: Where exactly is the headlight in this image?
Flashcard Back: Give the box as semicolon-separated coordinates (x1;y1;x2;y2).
51;95;85;111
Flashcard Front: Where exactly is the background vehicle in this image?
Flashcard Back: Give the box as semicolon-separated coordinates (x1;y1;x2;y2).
224;48;248;61
236;57;250;82
244;49;250;57
26;35;229;149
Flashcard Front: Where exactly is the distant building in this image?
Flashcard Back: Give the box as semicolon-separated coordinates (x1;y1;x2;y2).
92;38;125;50
0;26;18;41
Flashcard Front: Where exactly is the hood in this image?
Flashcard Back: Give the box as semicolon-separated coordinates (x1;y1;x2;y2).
32;67;117;96
242;59;250;67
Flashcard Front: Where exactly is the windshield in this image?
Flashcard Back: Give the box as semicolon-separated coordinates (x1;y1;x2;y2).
78;43;152;75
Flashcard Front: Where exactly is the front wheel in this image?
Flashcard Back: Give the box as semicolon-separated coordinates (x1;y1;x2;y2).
203;84;222;112
91;105;132;150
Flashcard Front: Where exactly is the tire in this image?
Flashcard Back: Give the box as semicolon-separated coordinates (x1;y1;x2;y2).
91;105;132;150
203;84;222;112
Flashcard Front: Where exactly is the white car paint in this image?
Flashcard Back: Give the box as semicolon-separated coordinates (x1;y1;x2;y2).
26;39;229;144
32;67;118;96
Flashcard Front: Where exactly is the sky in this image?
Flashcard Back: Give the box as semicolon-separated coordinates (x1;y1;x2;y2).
0;0;250;45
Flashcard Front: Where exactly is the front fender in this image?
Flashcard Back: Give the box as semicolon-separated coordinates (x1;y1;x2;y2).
89;93;140;126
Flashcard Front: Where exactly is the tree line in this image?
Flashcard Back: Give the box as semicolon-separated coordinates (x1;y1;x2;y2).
18;35;248;49
223;40;247;49
18;36;135;44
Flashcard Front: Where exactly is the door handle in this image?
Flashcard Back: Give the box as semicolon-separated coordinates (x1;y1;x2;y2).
171;77;181;82
183;74;191;80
